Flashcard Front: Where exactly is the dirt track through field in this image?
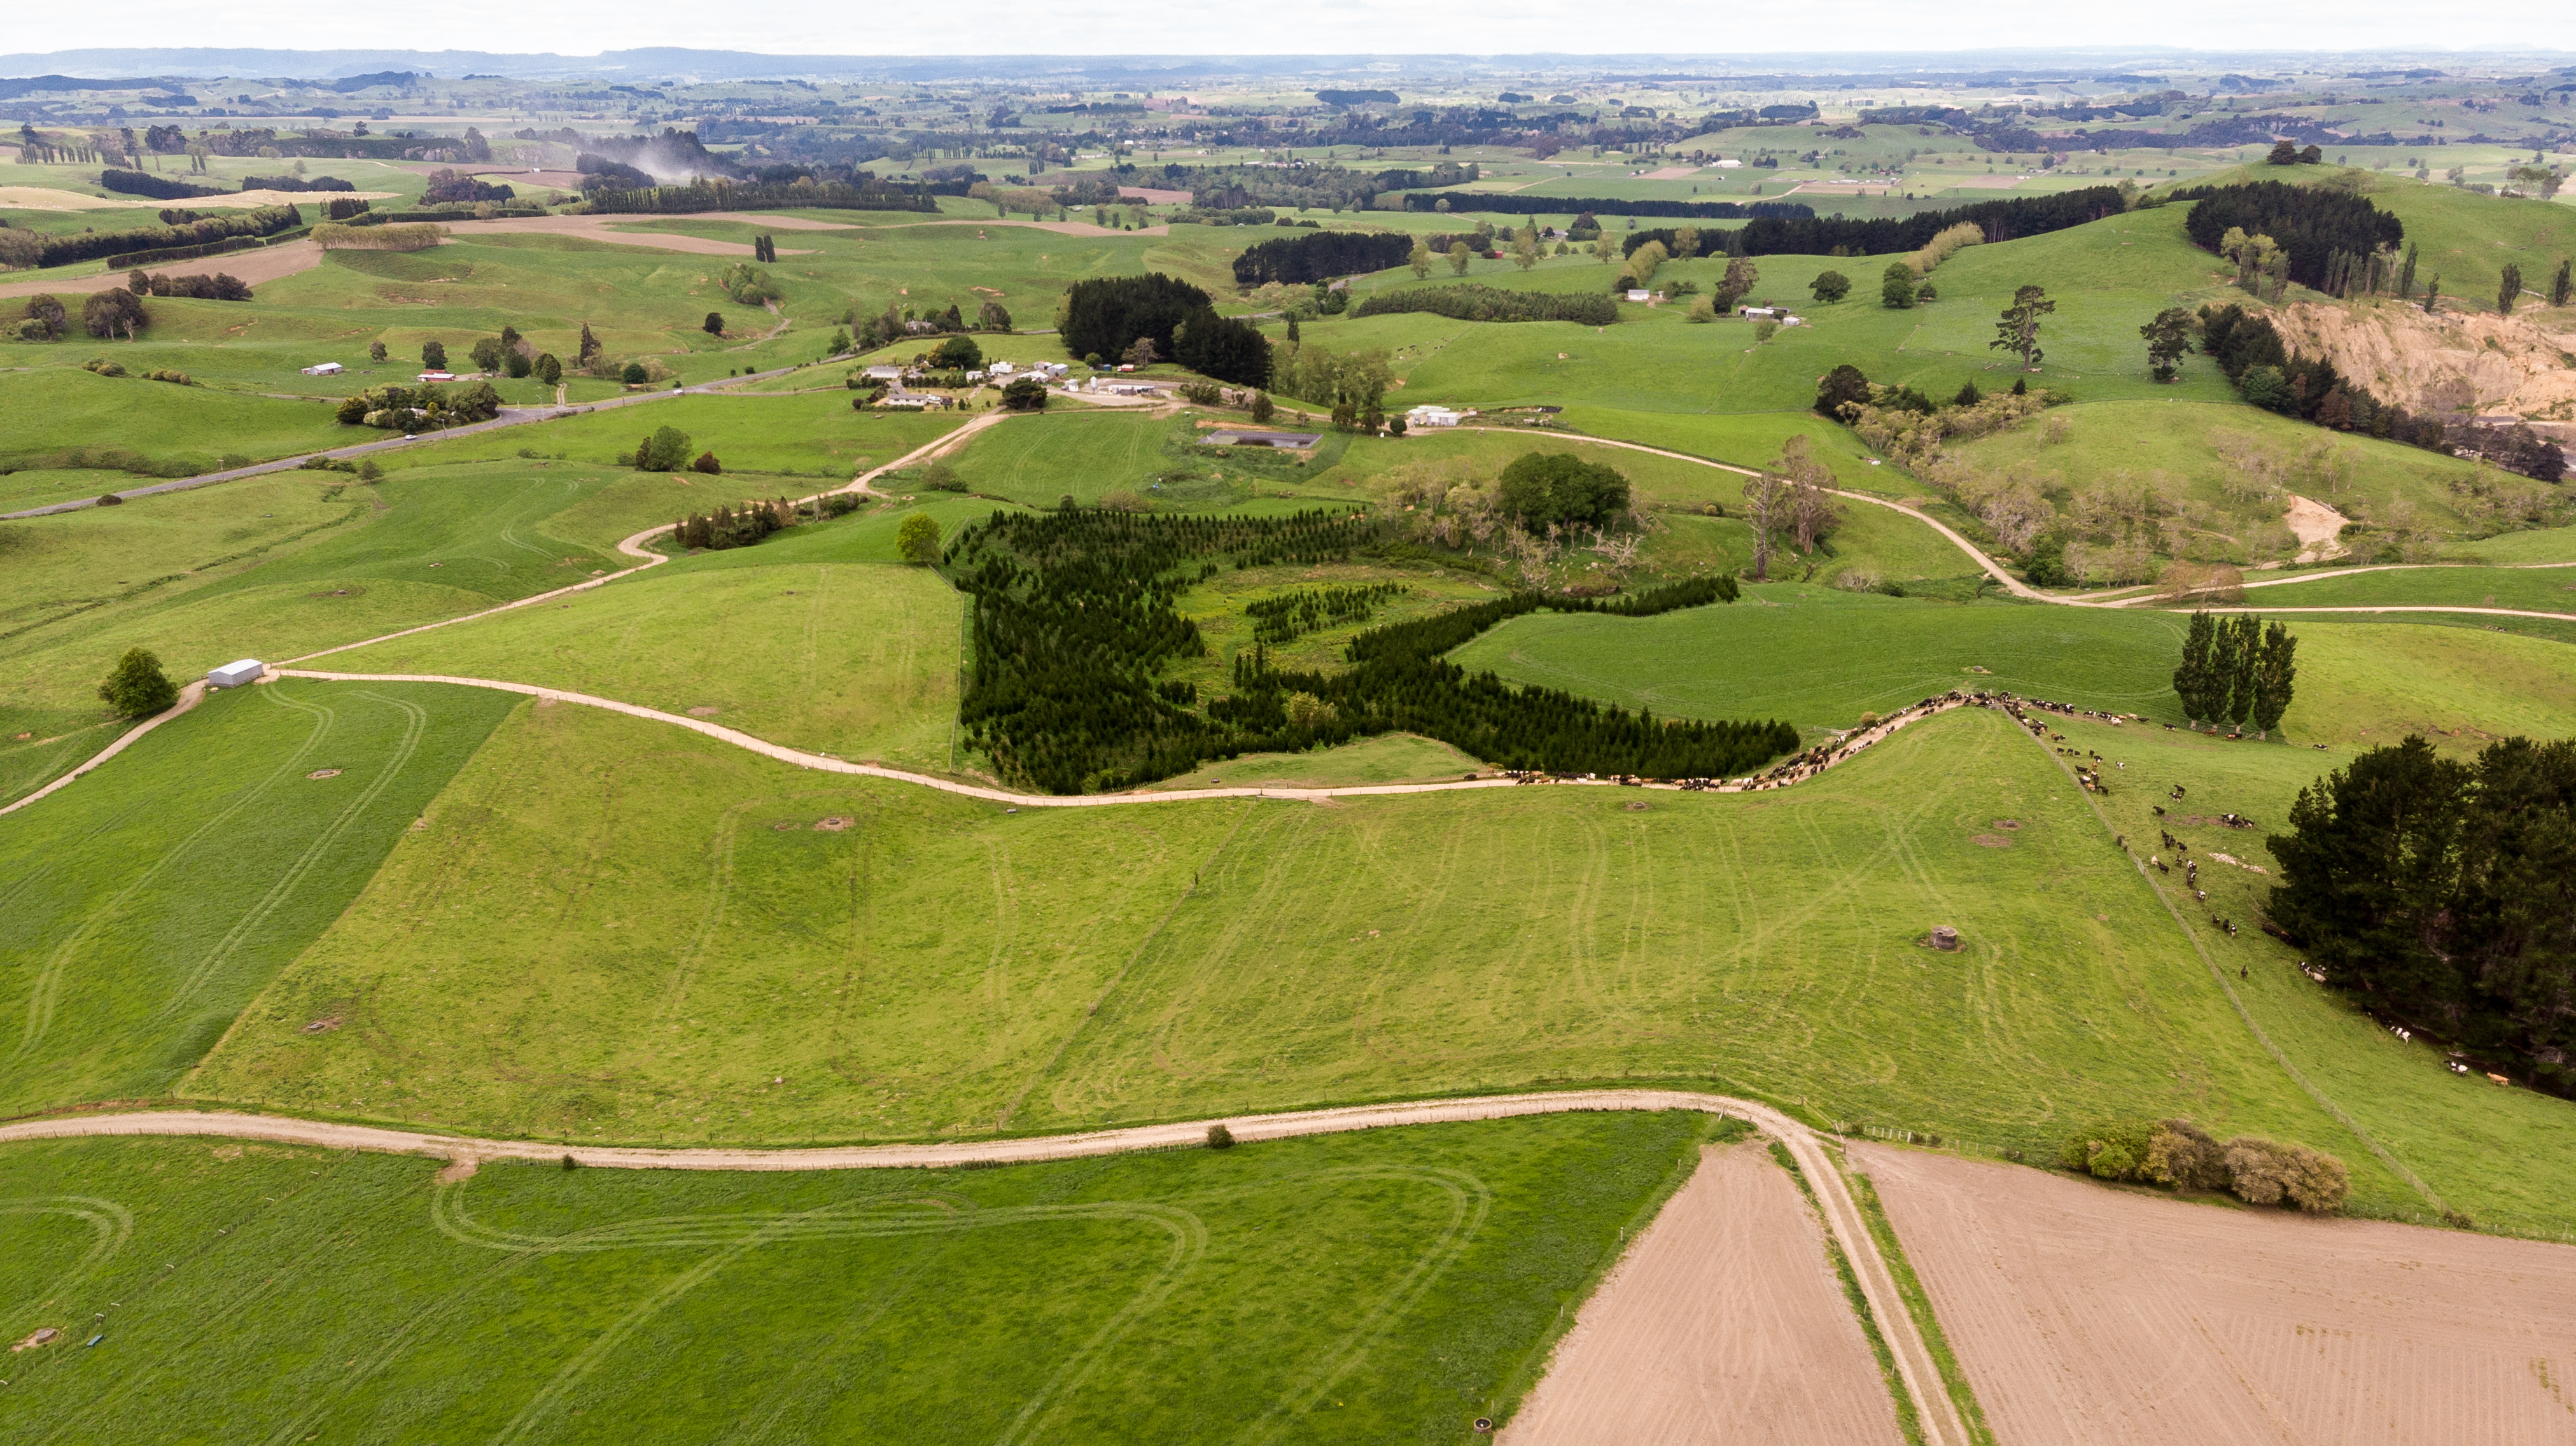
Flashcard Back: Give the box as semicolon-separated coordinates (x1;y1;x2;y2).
1504;1142;1904;1446
1854;1142;2576;1445
0;1089;1968;1443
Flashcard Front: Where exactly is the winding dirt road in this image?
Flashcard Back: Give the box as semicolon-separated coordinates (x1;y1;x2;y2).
0;1088;1970;1445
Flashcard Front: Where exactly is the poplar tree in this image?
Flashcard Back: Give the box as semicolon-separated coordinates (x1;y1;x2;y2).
2175;611;2216;728
2251;621;2297;739
2223;614;2262;731
2497;262;2522;317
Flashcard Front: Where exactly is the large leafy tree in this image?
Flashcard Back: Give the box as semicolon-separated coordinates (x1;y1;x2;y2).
1497;452;1630;532
1991;284;2055;371
97;647;178;717
2140;307;2195;382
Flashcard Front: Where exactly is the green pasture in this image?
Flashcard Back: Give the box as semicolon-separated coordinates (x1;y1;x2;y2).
0;368;346;488
1451;584;2576;749
1947;397;2493;546
0;460;687;752
192;699;2482;1223
939;409;1352;510
0;1113;1703;1443
1288;205;2244;419
2183;164;2575;309
331;553;964;769
2043;710;2576;1235
1455;587;2185;736
2218;563;2576;614
1143;733;1489;790
2461;526;2576;565
0;678;513;1114
388;391;969;481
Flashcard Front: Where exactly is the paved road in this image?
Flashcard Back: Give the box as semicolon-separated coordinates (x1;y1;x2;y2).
0;1089;1970;1445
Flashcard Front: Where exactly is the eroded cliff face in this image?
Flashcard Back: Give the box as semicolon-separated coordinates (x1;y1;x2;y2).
2265;300;2576;421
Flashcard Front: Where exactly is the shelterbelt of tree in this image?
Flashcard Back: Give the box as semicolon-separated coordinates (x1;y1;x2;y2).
0;1089;1975;1446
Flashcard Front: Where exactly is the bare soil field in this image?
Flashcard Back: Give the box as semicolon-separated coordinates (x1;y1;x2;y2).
1855;1143;2576;1445
1504;1142;1903;1446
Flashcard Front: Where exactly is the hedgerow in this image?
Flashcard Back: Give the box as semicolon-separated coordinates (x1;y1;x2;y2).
1350;284;1617;325
946;510;1795;794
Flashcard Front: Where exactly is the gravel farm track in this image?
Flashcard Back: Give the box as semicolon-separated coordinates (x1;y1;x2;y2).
0;1090;1975;1444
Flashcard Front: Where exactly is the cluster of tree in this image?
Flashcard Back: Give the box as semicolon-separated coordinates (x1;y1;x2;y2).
99;168;224;201
1737;436;1845;580
79;288;148;340
629;425;697;471
1231;229;1415;285
12;294;69;342
1618;225;1751;263
947;506;1792;792
32;204;300;269
240;173;357;193
675;496;808;552
1269;341;1391;430
1496;452;1631;531
1350;284;1616;326
2446;418;2568;484
2173;611;2297;736
1744;186;2132;260
421;169;515;205
2176;181;2405;293
1147;160;1476;216
1244;583;1401;645
2061;1118;2348;1212
330;379;503;431
1396;194;1809;221
582;178;938;215
750;234;779;263
2264;139;2328;165
1054;274;1270;387
2268;734;2576;1093
1168;207;1287;227
123;269;251;300
466;324;554;381
576;155;655;190
715;261;780;307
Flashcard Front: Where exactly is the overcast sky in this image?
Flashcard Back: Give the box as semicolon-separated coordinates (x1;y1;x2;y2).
9;0;2573;66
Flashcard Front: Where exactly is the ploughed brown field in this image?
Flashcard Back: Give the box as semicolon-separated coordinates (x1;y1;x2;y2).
1506;1142;1903;1445
1857;1144;2576;1445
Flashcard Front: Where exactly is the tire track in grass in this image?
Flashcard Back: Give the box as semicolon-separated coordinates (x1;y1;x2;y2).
0;1092;1964;1441
1237;1166;1492;1446
0;1195;133;1320
154;689;428;1023
12;687;335;1063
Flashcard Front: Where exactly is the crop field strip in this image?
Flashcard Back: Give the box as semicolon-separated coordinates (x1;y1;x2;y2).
0;1113;1712;1443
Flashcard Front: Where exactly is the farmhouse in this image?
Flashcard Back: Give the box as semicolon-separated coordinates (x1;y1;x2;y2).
1406;405;1466;428
300;362;344;376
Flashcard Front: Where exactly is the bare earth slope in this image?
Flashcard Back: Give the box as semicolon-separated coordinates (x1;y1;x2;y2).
2268;299;2576;423
1856;1142;2576;1445
1504;1141;1903;1446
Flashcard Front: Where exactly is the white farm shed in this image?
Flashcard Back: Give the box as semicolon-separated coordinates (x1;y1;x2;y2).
300;362;344;376
207;659;265;689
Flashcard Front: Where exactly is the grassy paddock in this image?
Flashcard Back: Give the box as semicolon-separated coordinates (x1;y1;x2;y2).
0;678;515;1114
0;461;687;745
0;1113;1703;1443
330;554;964;769
188;701;2461;1221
